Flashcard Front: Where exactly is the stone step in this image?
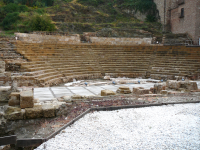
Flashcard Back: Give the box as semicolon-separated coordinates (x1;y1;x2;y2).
39;74;63;83
35;71;63;79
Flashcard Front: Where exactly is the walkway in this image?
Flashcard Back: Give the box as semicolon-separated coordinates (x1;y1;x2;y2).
34;83;155;101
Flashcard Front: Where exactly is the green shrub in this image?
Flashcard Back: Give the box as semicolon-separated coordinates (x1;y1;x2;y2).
18;5;29;12
3;0;54;7
29;14;56;31
1;3;29;16
145;14;156;22
35;8;45;14
2;12;20;30
2;3;19;14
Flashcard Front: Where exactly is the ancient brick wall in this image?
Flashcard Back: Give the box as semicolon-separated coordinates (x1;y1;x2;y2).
15;33;81;44
89;37;153;45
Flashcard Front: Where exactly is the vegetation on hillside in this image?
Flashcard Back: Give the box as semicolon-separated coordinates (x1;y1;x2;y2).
0;0;162;38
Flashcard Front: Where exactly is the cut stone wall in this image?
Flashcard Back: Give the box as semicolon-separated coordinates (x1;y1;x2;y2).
89;37;152;45
170;0;200;43
15;33;81;44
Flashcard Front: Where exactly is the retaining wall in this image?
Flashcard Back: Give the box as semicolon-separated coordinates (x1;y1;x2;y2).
15;33;81;44
89;37;152;45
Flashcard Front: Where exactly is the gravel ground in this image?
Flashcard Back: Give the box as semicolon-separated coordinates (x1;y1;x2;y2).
35;103;200;150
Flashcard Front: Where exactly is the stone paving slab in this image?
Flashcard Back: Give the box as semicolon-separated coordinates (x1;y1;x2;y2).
68;87;95;96
85;86;105;95
100;85;119;91
34;88;54;101
51;87;73;98
33;81;199;101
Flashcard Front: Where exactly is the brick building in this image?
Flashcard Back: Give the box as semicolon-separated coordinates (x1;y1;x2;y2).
154;0;200;44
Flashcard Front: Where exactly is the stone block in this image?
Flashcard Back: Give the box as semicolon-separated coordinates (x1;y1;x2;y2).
160;90;168;95
0;86;11;92
154;83;166;93
33;98;40;103
101;90;116;96
166;80;198;91
4;106;23;120
42;104;55;118
8;99;20;106
25;106;43;119
133;87;146;94
138;89;150;95
179;81;198;91
71;95;83;99
0;69;5;73
133;87;143;94
10;92;20;100
116;86;131;94
62;96;72;102
104;76;110;80
20;90;34;108
166;80;180;90
54;103;68;116
0;86;12;102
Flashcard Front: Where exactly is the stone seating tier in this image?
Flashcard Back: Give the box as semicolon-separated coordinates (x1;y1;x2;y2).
8;42;200;86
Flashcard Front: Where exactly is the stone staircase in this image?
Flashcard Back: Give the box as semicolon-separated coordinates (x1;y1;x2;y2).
0;40;24;61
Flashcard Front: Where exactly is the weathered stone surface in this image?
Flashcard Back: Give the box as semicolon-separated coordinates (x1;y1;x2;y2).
4;106;23;120
154;83;166;93
33;98;40;103
138;89;150;95
11;80;19;92
160;90;168;95
25;106;43;119
62;96;72;102
104;76;110;80
42;104;55;118
101;90;116;96
133;87;148;95
54;103;68;116
0;86;12;102
179;81;198;91
116;86;131;94
0;69;5;73
20;90;34;108
71;95;83;99
8;99;20;106
140;94;162;97
166;80;198;91
10;92;20;100
133;87;144;94
166;80;180;90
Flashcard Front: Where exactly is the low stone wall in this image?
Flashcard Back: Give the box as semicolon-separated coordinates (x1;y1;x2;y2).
15;33;81;44
89;37;152;45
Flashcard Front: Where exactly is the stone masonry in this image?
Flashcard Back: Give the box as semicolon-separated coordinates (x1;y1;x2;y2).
170;0;200;43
